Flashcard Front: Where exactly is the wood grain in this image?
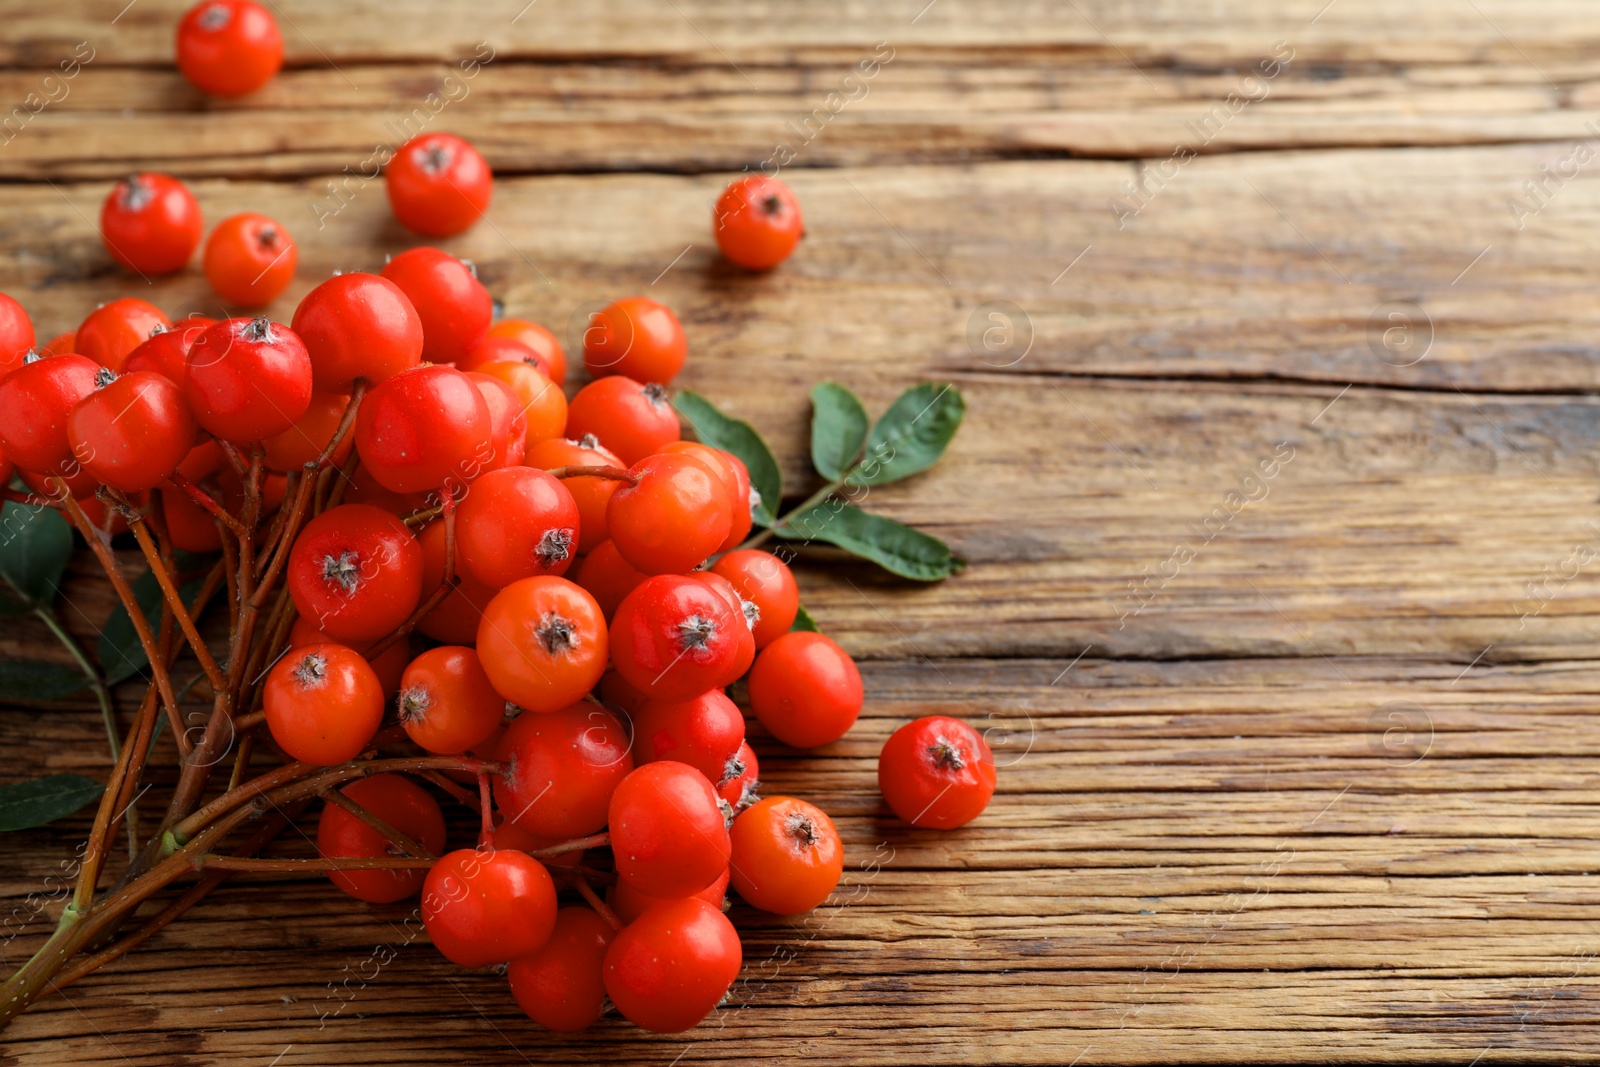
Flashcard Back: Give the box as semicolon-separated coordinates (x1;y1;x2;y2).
7;658;1600;1065
6;0;1600;1063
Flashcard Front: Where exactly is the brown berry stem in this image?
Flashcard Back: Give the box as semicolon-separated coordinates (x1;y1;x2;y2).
322;789;435;860
571;871;623;931
530;832;609;859
477;772;496;849
52;480;189;757
366;486;457;659
197;855;438;872
546;464;638;484
113;490;228;694
163;474;248;537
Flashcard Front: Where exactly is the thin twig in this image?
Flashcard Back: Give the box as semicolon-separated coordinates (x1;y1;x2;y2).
163;474;248;537
52;484;188;757
365;489;456;658
322;789;434;859
571;871;623;931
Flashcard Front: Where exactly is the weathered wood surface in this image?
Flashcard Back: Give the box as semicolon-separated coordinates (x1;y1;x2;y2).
6;1;1600;1064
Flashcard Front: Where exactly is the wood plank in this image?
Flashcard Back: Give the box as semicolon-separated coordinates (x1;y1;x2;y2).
5;162;1600;663
10;0;1600;68
14;56;1600;181
6;657;1600;1063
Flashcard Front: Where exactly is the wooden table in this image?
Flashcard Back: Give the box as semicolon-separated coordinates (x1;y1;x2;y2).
5;1;1600;1062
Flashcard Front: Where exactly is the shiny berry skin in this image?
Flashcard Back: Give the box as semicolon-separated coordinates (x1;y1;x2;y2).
262;390;353;472
415;517;499;645
525;436;624;554
607;453;732;575
287;616;409;699
508;906;615;1032
494;701;632;839
0;354;100;477
472;360;566;452
386;132;493;237
465;372;527;474
563;376;679;465
686;571;756;681
316;774;446;904
459;335;554;381
263;644;384;765
456;467;579;589
609;574;746;702
711;549;798;648
68;370;196;492
162;487;222;553
379;248;492;364
290;272;424;391
287;503;424;645
185;316;313;442
608;867;728;925
476;576;608;713
422;847;557;968
203;212;297;307
398;645;504;755
77;298;171;372
609;761;730;898
122;324;195;384
714;176;804;271
353;364;492;494
631;690;746;785
602;897;741;1033
878;716;996;830
717;740;760;812
175;0;283;97
662;440;752;551
729;796;842;915
582;296;687;384
39;332;76;358
746;632;862;749
0;293;34;376
573;539;649;621
18;462;96;502
99;174;202;276
488;317;566;385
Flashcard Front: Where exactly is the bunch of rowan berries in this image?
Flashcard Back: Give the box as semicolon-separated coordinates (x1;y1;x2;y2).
0;2;992;1033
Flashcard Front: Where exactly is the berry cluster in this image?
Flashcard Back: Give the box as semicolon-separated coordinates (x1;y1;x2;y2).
0;0;982;1036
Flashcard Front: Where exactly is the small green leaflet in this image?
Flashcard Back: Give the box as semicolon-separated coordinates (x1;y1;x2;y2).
790;604;821;633
0;501;72;607
673;391;781;526
0;774;105;832
777;502;965;581
847;383;965;487
809;383;870;481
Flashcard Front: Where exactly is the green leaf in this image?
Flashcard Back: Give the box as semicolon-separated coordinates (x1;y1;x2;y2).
0;774;105;832
673;391;781;526
848;383;965;487
0;501;72;607
809;382;870;481
790;603;821;633
776;502;965;581
0;660;92;701
100;568;164;686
